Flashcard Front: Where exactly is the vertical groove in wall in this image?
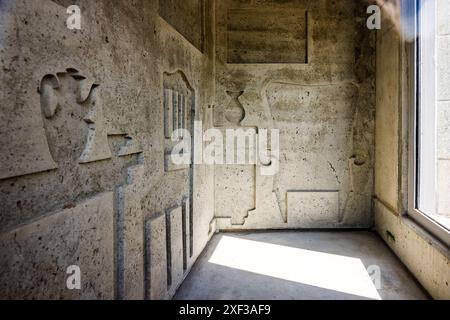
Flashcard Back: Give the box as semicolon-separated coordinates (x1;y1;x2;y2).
114;187;125;300
182;198;187;270
163;89;170;139
178;93;182;131
165;209;172;288
305;11;309;64
143;220;151;300
189;98;195;258
173;91;178;134
284;191;289;223
252;161;257;214
201;0;206;53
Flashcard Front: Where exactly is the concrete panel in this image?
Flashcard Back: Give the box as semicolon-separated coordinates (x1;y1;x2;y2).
287;191;339;228
375;200;450;299
375;21;400;212
183;197;193;268
159;0;204;51
214;164;255;225
214;0;375;230
167;206;184;297
145;214;168;300
118;164;145;300
375;20;450;300
0;0;216;300
0;124;58;180
0;192;115;299
268;82;372;226
227;8;307;63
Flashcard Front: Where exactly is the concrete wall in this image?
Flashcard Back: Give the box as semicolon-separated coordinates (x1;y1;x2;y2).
0;0;215;299
1;0;447;301
374;4;450;299
213;0;376;230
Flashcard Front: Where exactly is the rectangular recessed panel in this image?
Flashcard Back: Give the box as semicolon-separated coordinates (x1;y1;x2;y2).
227;8;308;64
287;191;339;228
0;193;114;299
145;214;168;300
159;0;204;51
167;206;184;296
182;197;192;269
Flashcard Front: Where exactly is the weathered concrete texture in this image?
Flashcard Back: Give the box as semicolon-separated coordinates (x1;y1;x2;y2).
0;0;150;230
227;7;307;63
375;18;399;214
159;0;204;51
1;0;447;301
214;165;255;225
117;163;145;300
167;206;184;297
144;203;194;300
175;231;429;300
214;0;376;229
0;0;215;299
0;192;115;299
374;4;450;299
287;191;339;228
375;202;450;300
268;82;372;227
145;214;168;300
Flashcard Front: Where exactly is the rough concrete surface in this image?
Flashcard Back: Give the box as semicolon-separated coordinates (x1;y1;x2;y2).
0;0;215;299
0;0;448;300
175;231;429;300
214;0;376;230
0;192;115;299
374;1;450;299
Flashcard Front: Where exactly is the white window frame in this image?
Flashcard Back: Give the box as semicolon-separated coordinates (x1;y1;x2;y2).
407;0;450;247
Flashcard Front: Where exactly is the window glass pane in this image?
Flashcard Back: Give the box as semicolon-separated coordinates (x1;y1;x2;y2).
417;0;450;230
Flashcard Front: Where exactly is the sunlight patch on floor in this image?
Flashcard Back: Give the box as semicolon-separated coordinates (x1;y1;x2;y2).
208;235;381;300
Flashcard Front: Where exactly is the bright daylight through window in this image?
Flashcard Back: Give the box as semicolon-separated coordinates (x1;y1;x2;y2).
412;0;450;243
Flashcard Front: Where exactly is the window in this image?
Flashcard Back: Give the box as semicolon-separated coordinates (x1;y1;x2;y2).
409;0;450;247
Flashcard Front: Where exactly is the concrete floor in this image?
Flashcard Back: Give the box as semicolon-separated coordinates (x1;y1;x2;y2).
175;231;429;300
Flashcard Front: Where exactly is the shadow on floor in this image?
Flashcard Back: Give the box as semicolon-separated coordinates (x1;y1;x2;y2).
174;231;429;300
